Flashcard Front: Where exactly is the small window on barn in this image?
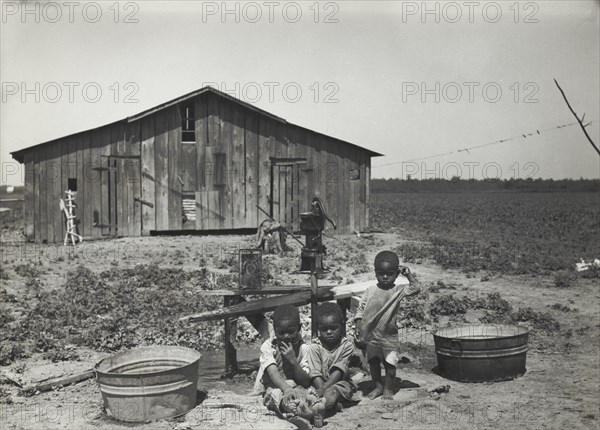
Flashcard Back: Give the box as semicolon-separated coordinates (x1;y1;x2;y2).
349;169;360;180
68;178;78;191
181;102;196;142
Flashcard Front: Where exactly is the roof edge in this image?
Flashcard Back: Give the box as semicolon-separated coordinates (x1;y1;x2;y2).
11;86;383;162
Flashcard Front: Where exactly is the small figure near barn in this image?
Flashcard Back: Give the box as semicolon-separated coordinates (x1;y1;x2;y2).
306;302;357;427
255;218;290;254
354;251;421;400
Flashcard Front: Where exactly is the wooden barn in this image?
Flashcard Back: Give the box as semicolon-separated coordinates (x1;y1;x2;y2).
11;87;382;243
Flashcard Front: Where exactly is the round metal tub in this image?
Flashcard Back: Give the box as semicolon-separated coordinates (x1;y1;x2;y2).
95;346;201;422
433;325;529;382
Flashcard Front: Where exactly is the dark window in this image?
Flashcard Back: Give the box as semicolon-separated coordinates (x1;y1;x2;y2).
181;102;196;142
68;178;78;191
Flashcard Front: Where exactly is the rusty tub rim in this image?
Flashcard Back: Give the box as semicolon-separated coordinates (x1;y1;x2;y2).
433;324;529;341
94;345;202;376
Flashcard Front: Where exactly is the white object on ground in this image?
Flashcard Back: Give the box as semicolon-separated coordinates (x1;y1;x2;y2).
575;258;600;272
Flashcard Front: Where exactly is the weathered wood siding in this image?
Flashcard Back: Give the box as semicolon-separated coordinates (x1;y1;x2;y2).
21;91;373;241
24;120;142;242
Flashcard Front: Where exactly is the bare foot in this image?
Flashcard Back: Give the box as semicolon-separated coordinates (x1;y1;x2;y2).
367;382;384;400
311;400;325;428
382;386;394;400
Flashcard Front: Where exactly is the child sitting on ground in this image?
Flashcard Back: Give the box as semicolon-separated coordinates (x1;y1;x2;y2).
306;302;357;428
255;305;316;421
354;250;420;400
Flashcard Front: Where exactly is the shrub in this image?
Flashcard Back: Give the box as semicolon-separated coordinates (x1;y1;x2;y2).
511;307;560;332
14;264;40;278
430;294;469;316
554;270;577;288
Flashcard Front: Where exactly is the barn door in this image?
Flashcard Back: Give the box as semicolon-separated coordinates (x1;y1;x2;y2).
100;157;118;236
117;158;141;237
99;157;141;237
270;159;306;230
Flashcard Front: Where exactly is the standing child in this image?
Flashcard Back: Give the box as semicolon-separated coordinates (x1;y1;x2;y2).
354;250;420;400
255;305;314;420
306;302;356;427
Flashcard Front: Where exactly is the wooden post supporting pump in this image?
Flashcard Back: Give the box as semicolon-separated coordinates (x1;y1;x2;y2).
298;197;336;339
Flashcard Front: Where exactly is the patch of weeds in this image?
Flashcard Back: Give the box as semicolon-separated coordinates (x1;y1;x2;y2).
0;386;11;402
395;243;430;264
261;258;281;285
430;294;469;316
510;307;560;332
549;303;577;312
44;346;80;363
0;268;8;280
13;265;229;356
1;289;17;303
0;343;29;366
479;311;511;325
348;252;370;275
553;270;577;288
398;291;431;328
449;314;469;323
327;270;343;283
429;280;458;293
0;308;15;326
578;266;600;279
25;277;42;291
14;264;40;278
469;292;512;314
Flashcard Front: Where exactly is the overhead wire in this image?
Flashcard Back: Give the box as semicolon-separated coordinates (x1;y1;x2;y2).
373;121;590;168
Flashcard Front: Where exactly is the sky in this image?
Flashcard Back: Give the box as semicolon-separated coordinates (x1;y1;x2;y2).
1;0;599;185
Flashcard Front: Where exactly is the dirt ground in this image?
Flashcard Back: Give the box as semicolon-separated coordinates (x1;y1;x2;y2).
1;232;599;430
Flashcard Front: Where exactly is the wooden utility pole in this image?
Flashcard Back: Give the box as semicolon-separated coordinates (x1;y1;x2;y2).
554;79;600;156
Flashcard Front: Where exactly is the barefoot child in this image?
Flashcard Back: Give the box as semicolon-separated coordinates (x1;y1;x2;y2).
306;302;357;427
354;251;420;400
255;305;315;421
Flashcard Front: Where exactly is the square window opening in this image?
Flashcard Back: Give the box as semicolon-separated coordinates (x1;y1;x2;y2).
68;178;78;191
181;102;196;142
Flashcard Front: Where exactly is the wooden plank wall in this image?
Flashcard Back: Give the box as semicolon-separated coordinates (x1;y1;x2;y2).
245;112;259;228
78;133;89;238
26;120;144;242
167;107;181;231
23;93;373;241
154;110;170;231
257;114;272;226
219;99;233;230
231;104;245;229
140;117;155;235
23;152;34;240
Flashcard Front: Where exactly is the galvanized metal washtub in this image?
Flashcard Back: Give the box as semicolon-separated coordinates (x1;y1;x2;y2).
95;346;201;422
433;325;529;382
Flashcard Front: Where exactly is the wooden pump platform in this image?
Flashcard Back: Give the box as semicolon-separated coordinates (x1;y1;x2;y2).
180;281;378;323
180;279;408;375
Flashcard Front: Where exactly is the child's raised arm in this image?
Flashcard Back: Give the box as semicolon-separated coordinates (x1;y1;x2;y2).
400;266;420;296
279;342;311;388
